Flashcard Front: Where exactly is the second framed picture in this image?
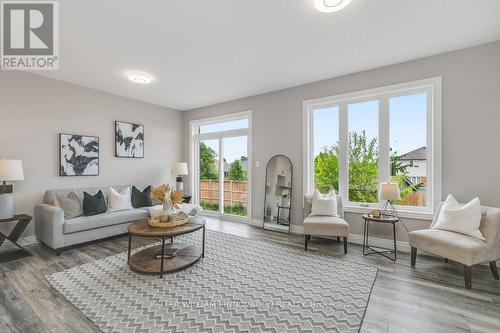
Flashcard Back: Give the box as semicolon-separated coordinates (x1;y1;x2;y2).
115;121;144;158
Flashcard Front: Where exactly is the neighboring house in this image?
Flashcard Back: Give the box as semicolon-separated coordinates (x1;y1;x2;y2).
400;146;427;186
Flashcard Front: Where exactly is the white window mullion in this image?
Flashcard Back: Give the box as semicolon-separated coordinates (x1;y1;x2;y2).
218;138;224;215
379;96;390;195
338;103;349;202
426;87;434;211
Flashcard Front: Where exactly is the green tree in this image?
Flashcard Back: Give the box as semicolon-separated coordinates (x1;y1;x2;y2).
227;160;246;181
313;131;426;204
348;130;378;203
314;145;339;193
199;142;218;180
390;148;409;176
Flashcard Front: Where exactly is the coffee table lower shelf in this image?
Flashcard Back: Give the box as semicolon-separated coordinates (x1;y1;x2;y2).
128;242;202;275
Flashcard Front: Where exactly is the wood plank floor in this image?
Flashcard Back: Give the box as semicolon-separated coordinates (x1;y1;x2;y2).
1;218;499;333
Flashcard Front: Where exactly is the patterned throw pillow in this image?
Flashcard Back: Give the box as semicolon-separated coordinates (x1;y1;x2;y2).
55;192;83;219
131;186;152;208
83;190;107;216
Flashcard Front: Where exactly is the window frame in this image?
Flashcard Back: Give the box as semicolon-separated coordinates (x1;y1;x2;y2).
303;78;442;219
189;111;252;222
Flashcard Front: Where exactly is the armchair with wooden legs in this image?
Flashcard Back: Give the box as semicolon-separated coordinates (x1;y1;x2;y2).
303;195;349;254
409;202;500;289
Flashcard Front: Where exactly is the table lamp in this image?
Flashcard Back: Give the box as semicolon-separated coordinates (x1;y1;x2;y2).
380;182;400;217
171;162;188;192
0;159;24;219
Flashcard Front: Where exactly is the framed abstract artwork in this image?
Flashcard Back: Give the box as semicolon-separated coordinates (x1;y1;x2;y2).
115;121;144;158
59;133;99;176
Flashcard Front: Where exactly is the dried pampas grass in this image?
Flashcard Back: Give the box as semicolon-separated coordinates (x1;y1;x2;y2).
150;184;183;208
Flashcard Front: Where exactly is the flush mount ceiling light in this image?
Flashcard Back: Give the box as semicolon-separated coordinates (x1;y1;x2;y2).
127;72;153;84
314;0;352;13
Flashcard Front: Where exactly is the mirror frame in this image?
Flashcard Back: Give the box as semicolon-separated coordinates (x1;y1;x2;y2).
262;154;293;234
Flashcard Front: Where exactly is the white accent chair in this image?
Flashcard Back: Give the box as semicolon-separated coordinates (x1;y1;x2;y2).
409;201;500;289
303;195;349;254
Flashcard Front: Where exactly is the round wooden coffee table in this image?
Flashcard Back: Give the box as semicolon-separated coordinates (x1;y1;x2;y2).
127;218;205;278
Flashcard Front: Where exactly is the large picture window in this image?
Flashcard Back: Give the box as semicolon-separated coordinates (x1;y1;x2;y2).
304;78;441;216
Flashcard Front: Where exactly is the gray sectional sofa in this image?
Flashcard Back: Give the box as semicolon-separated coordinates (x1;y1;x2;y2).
35;185;151;254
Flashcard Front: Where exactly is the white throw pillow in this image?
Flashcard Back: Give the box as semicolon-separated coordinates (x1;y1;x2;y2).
108;187;133;212
431;194;484;241
310;190;338;217
148;204;163;218
178;203;203;216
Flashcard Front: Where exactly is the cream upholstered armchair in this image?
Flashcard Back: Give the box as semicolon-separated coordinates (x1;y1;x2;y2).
409;202;500;289
303;195;349;254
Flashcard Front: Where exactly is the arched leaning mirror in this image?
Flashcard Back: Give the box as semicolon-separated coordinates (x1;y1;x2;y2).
263;155;292;233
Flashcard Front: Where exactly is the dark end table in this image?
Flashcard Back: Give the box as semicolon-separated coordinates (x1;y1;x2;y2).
362;214;400;261
0;214;33;263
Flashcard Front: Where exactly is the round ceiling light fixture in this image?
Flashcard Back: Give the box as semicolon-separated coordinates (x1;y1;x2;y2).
127;72;153;84
314;0;352;13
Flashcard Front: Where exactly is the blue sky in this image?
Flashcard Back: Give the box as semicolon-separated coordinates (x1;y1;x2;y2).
199;118;248;163
199;92;426;164
314;92;427;156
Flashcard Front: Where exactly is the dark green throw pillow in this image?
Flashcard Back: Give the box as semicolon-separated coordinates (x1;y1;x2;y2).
83;190;107;216
131;186;152;208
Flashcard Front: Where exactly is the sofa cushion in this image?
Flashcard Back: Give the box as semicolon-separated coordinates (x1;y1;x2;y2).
303;216;349;237
108;186;133;212
55;192;83;219
105;209;149;227
64;214;106;234
409;229;492;266
131;185;153;208
83;190;107;216
63;209;149;234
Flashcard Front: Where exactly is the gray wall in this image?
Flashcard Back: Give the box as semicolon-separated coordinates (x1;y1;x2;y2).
183;41;500;242
0;71;183;237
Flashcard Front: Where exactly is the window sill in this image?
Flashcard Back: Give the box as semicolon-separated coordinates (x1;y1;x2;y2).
343;205;433;221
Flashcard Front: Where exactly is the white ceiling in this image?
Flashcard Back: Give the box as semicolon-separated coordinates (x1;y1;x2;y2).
35;0;500;110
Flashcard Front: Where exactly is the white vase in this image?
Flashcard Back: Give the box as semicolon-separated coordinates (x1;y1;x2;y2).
161;203;173;222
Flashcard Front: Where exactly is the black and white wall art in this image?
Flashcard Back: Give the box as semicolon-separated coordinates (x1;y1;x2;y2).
59;134;99;176
115;121;144;158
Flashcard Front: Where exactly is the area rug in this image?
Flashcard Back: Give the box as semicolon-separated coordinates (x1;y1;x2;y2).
47;230;377;333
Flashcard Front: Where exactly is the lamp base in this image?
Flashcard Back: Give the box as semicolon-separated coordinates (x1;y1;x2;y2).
176;181;184;192
0;193;14;220
381;200;398;218
176;176;184;192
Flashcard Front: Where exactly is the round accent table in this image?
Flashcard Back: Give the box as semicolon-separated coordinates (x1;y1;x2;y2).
127;218;205;278
362;214;400;261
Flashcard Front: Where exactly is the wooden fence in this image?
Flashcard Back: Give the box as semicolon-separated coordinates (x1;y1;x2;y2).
200;180;247;207
401;191;426;207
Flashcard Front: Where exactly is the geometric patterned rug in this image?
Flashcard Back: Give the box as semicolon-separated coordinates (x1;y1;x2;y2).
47;230;377;333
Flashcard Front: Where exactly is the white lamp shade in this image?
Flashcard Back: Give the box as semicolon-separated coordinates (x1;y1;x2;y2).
0;159;24;181
171;162;188;176
379;183;400;201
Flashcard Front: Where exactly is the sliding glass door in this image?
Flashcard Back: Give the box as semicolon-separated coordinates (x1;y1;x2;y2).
192;113;251;221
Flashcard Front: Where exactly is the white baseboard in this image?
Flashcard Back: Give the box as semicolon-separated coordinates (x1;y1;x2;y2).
290;225;304;235
250;219;263;227
249;220;409;251
347;233;411;252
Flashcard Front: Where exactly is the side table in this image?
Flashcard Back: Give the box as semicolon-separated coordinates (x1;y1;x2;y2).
362;214;399;261
0;214;32;263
